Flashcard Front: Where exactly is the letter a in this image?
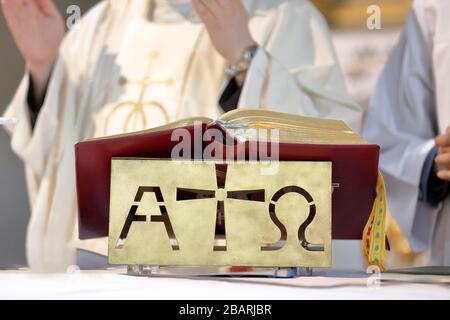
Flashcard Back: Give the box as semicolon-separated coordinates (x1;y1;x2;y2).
116;186;179;250
367;5;381;30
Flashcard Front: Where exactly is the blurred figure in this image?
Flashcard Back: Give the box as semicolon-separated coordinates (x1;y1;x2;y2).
363;0;450;266
1;0;360;271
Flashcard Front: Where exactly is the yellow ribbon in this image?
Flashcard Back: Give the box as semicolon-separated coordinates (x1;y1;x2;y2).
362;171;387;271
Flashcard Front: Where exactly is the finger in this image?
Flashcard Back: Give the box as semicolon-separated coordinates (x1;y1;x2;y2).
216;0;227;8
35;0;59;17
435;153;450;166
192;0;215;26
435;133;450;147
2;0;39;17
222;0;247;13
438;146;450;154
198;0;220;19
218;0;242;10
1;0;29;30
1;0;22;20
437;170;450;181
218;0;249;22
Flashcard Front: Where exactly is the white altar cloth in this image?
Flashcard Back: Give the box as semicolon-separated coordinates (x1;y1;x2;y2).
0;269;449;300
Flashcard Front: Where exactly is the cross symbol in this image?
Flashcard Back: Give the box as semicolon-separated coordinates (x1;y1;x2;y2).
118;51;174;97
176;164;265;251
104;51;173;135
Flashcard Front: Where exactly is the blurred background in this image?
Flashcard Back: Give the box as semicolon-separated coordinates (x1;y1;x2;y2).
0;0;412;267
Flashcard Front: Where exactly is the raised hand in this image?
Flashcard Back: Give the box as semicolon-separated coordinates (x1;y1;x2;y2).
1;0;65;100
192;0;256;65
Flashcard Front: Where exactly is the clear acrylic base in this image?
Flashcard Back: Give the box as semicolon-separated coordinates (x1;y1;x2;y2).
127;265;313;278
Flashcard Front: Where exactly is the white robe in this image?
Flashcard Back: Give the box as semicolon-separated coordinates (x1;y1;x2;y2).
363;0;450;266
3;0;361;271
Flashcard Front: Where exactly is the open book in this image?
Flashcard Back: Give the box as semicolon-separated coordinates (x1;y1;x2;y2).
76;109;379;242
88;109;367;145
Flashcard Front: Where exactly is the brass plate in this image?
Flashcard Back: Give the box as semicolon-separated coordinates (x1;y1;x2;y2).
108;159;332;267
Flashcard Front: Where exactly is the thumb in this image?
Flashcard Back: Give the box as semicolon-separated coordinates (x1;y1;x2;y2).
435;133;450;148
1;0;23;20
35;0;59;17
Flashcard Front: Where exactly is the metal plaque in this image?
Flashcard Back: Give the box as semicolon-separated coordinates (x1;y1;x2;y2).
108;159;332;267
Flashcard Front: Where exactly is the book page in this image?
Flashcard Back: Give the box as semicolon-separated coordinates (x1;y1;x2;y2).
86;116;212;142
218;109;367;145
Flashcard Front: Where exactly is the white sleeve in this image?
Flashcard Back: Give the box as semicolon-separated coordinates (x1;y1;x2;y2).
238;1;363;132
238;49;268;108
2;73;33;152
362;11;438;251
2;60;64;180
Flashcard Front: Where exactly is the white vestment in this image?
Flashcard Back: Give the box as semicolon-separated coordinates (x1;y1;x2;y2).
3;0;361;271
363;0;450;265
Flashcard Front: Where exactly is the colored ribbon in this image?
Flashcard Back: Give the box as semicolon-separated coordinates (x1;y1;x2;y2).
362;171;387;271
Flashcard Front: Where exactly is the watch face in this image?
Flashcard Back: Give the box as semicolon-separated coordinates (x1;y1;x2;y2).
244;45;258;60
226;45;258;77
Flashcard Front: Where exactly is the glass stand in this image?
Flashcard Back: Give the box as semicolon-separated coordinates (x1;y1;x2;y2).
127;265;313;278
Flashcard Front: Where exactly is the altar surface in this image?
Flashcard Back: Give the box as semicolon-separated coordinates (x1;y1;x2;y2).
0;269;449;300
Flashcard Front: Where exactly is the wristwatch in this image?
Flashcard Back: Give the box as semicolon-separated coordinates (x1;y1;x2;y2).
225;44;259;78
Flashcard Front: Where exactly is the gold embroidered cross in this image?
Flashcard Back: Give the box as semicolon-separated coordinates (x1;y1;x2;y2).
118;51;174;101
104;51;173;135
